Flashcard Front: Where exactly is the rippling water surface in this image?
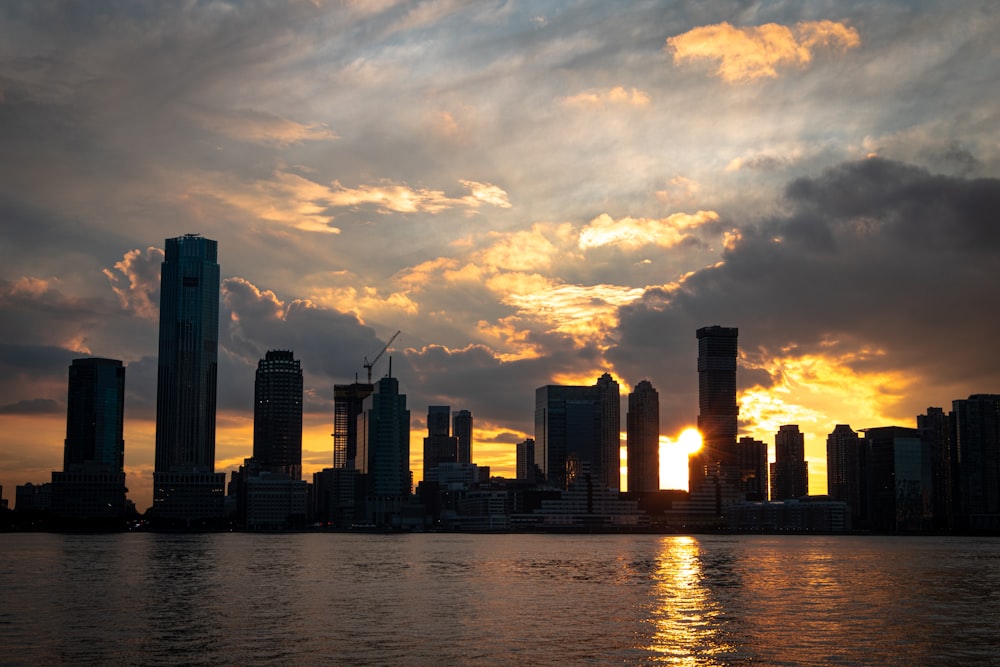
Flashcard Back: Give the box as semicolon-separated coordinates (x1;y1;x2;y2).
1;533;998;665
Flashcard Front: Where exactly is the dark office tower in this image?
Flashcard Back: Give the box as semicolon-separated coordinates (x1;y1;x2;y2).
152;234;224;521
333;382;374;469
627;380;659;493
453;409;473;464
51;358;127;522
516;438;537;481
770;425;809;500
360;375;411;497
952;394;1000;530
737;436;768;501
696;326;739;466
253;350;303;480
917;407;955;530
423;405;457;482
596;373;622;492
535;374;621;490
63;358;125;472
863;426;930;531
826;424;862;521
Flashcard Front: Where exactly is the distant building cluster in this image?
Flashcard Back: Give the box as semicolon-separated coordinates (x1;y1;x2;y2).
4;236;999;534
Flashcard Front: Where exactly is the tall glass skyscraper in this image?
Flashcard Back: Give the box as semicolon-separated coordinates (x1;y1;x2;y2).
696;326;739;467
253;350;303;480
152;234;224;521
453;409;473;464
770;424;809;500
626;380;659;493
360;375;411;497
63;357;125;472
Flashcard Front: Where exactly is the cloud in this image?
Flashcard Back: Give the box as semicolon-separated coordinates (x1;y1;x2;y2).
563;86;651;107
103;247;164;319
578;211;719;250
667;20;860;82
187;106;338;147
0;398;61;415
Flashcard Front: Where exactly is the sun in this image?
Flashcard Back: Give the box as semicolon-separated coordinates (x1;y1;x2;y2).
678;428;702;455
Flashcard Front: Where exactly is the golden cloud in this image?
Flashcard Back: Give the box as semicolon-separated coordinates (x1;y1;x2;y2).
563;86;651;107
188;107;338;147
667;20;860;82
578;211;719;250
327;178;510;214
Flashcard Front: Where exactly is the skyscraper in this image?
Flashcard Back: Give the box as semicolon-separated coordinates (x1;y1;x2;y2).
917;407;954;530
63;358;125;472
770;425;809;500
696;326;739;467
863;426;930;531
952;394;1000;529
51;357;127;522
453;409;473;464
423;405;457;482
333;381;374;469
360;375;411;497
737;436;768;501
516;438;537;482
152;234;224;520
535;373;621;490
253;350;303;480
827;424;862;519
626;380;659;493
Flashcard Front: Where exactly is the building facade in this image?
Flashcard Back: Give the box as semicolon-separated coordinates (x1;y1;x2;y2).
423;405;457;483
253;350;303;480
952;394;1000;530
333;382;374;469
360;375;411;498
626;380;659;493
826;424;863;524
771;425;809;500
152;234;225;520
453;409;473;464
737;436;768;501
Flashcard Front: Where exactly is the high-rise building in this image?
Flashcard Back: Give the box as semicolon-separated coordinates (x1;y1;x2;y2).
770;425;809;500
453;409;473;464
695;326;739;466
51;358;127;521
333;381;374;469
862;426;930;531
626;380;659;493
359;375;411;497
253;350;303;480
826;424;862;523
952;394;1000;530
535;373;621;491
423;405;457;483
737;436;768;501
516;438;537;482
152;234;224;520
917;408;955;530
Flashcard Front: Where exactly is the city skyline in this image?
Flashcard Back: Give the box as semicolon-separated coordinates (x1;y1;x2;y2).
2;2;1000;511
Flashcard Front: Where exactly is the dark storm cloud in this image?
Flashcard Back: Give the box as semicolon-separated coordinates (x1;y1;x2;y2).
610;158;1000;429
0;398;61;415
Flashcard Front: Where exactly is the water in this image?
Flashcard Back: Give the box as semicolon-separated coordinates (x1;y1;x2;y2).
1;533;998;666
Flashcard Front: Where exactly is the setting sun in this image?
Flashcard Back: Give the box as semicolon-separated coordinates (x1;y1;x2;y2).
678;428;702;455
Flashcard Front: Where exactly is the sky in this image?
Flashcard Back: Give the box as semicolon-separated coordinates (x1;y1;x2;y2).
1;0;998;512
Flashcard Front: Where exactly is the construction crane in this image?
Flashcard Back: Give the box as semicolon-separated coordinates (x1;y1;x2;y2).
363;330;401;384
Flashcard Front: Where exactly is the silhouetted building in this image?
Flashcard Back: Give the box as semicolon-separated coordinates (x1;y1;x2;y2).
51;357;127;522
333;381;373;469
313;467;361;528
453;409;473;464
771;425;808;500
863;426;931;532
360;374;411;498
627;380;659;493
952;394;1000;530
152;234;225;521
253;350;303;480
535;373;620;491
738;436;768;501
826;424;864;525
690;326;742;515
917;408;955;530
516;438;540;482
423;405;457;483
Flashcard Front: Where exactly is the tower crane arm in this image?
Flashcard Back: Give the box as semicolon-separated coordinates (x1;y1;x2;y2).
363;330;401;383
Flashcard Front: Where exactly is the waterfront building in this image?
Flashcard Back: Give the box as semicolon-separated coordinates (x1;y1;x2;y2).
770;425;809;500
626;380;659;493
534;373;621;491
453;409;473;464
516;438;540;482
51;357;128;522
737;436;768;501
917;408;955;530
862;426;931;532
333;381;374;469
826;424;864;525
423;405;457;483
359;374;411;498
952;394;1000;531
152;234;225;521
253;350;303;480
